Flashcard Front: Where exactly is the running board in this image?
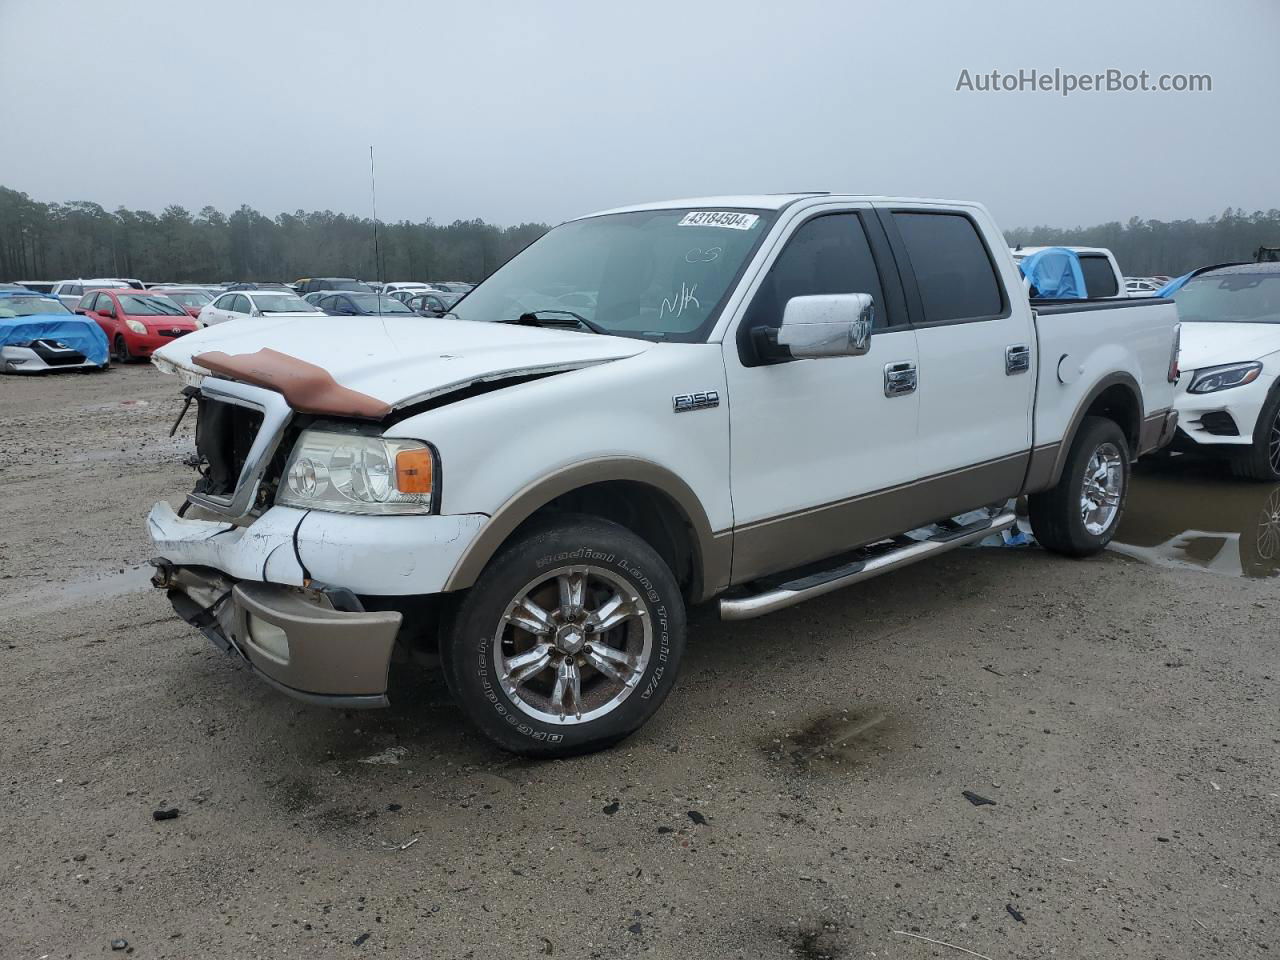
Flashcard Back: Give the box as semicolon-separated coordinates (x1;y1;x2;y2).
719;512;1017;621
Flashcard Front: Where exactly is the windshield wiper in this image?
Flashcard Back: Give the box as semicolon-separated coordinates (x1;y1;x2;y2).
505;309;608;335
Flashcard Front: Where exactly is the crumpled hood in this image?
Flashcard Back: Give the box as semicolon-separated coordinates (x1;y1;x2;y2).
1179;321;1280;371
151;315;651;408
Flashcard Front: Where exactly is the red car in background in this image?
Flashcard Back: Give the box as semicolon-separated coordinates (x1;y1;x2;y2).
77;288;198;362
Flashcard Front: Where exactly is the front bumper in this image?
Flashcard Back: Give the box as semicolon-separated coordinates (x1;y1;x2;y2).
153;563;400;707
146;500;487;595
1;344;105;374
127;330;195;357
1173;370;1274;448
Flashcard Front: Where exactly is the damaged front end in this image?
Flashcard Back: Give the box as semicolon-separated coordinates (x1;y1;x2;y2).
150;560;400;707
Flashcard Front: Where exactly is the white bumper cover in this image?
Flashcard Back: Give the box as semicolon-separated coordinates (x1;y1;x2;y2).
1173;370;1275;447
147;501;487;596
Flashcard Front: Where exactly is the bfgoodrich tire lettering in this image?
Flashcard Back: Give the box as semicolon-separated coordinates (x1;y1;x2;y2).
442;515;687;757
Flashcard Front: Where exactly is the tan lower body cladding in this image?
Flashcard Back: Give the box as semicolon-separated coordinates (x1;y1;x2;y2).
729;452;1029;584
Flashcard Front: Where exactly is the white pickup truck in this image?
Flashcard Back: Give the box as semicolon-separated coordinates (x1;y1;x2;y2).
147;194;1180;756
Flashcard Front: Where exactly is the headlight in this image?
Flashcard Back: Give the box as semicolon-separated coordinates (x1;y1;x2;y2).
125;319;148;335
1188;361;1263;394
277;429;436;515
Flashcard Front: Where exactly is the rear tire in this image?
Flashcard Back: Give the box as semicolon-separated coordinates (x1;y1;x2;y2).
441;515;687;757
1030;416;1130;557
1229;388;1280;481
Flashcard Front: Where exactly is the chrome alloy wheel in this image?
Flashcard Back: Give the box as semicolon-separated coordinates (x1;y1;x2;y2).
1081;441;1125;536
494;565;651;724
1269;407;1280;475
1257;487;1280;561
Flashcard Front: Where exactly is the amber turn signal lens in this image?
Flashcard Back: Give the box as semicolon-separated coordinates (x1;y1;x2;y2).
394;449;434;494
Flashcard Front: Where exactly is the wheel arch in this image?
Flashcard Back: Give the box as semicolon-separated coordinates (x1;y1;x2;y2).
443;458;729;603
1028;372;1143;492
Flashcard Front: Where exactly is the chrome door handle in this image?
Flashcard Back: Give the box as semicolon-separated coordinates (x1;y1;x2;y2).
1006;344;1031;375
884;360;917;397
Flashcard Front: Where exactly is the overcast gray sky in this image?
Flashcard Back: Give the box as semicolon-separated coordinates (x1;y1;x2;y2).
1;0;1276;229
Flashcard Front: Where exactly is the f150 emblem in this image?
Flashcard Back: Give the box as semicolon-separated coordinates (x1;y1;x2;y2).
673;390;720;413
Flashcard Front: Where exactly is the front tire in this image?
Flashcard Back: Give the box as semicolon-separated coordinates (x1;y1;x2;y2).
113;335;135;364
1030;416;1130;557
1230;388;1280;481
442;515;687;757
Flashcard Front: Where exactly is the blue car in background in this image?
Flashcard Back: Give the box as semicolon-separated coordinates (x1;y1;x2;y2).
0;291;110;374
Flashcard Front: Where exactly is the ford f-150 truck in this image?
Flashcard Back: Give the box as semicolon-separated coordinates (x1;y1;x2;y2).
146;194;1180;756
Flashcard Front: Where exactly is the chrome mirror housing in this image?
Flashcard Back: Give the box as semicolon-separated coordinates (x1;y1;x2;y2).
776;293;873;359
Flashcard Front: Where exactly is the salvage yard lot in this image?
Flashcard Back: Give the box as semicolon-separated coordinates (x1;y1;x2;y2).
1;366;1277;959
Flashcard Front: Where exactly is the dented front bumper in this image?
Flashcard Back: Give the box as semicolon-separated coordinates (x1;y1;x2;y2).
146;500;487;595
146;500;488;706
152;563;400;707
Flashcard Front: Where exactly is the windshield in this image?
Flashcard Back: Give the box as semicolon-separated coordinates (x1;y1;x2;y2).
326;280;372;292
0;296;73;317
349;293;413;314
158;291;212;307
451;208;774;341
253;293;319;314
1173;274;1280;324
118;295;187;316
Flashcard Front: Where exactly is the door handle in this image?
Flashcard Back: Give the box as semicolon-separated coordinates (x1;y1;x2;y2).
884;360;917;397
1006;344;1031;375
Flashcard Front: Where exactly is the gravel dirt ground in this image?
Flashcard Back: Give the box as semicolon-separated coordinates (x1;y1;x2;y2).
1;364;1277;960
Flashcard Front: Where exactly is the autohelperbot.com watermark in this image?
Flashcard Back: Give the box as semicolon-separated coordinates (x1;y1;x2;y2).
955;67;1212;96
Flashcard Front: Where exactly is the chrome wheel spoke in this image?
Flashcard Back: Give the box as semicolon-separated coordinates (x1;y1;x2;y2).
503;642;553;688
588;592;640;633
506;596;555;636
550;657;581;720
584;643;637;685
558;571;586;617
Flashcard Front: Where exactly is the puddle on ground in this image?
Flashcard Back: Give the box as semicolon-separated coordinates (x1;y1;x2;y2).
762;709;898;772
1112;462;1280;579
0;565;155;617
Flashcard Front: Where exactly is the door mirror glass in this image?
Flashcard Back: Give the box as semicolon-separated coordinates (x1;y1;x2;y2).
776;293;873;359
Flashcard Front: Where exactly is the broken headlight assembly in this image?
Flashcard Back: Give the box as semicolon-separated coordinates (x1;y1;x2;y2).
277;428;437;515
1187;361;1263;394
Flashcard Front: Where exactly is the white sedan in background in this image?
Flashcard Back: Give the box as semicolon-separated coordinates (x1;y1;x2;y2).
1171;262;1280;479
197;290;324;327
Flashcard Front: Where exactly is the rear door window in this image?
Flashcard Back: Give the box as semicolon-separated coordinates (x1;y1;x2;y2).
892;212;1005;323
1079;255;1119;298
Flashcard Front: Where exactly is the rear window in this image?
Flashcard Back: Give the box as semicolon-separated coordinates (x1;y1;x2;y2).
1079;255;1119;298
893;212;1005;323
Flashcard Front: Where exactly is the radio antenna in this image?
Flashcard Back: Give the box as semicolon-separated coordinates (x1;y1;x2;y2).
370;145;384;326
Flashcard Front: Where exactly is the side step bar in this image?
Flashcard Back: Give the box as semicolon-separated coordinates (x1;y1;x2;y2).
719;512;1017;621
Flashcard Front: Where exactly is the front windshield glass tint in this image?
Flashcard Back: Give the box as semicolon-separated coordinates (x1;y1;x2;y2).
1173;274;1280;324
118;295;187;316
328;280;371;292
349;293;413;314
0;296;72;317
159;291;212;307
253;294;318;313
451;208;774;341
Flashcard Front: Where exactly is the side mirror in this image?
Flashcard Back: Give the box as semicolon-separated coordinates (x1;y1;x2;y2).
776;293;873;359
100;306;116;318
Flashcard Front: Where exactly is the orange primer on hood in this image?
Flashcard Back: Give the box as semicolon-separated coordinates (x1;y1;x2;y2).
193;347;393;419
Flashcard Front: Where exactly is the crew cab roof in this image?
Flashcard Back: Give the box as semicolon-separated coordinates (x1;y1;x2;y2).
578;194;990;219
